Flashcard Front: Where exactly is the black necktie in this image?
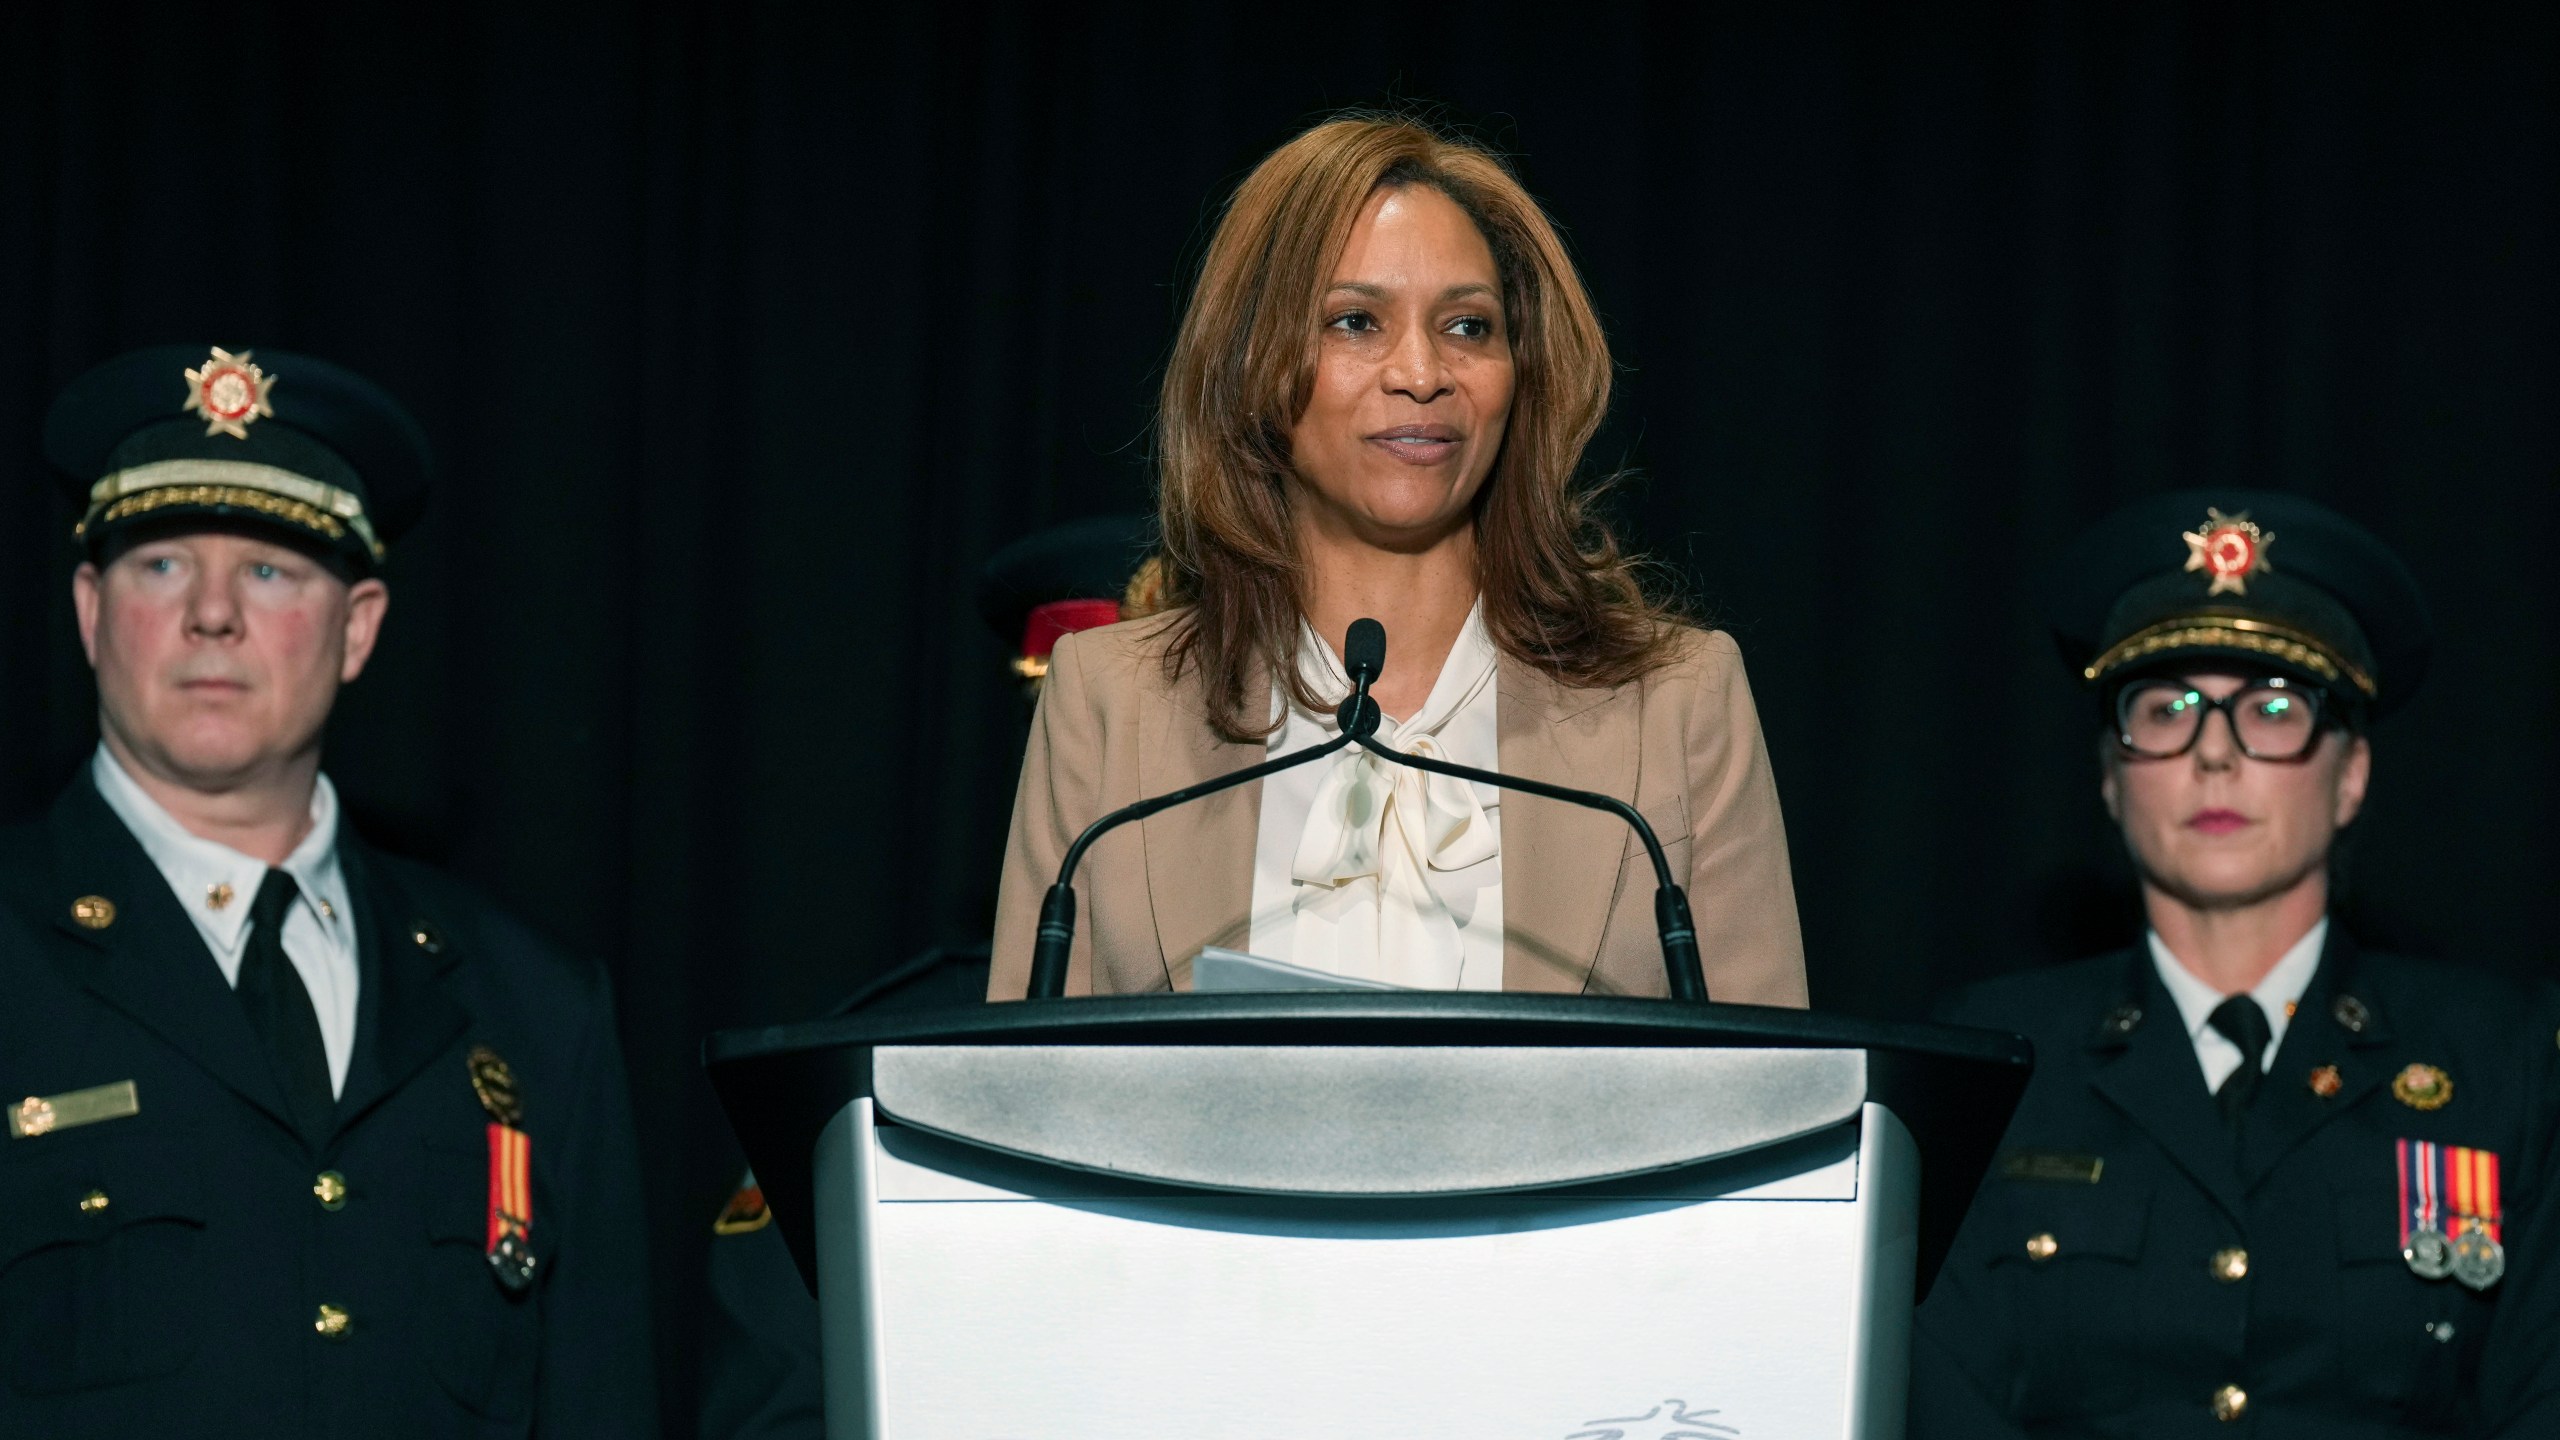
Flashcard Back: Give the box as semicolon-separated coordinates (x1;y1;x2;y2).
2208;994;2272;1127
237;868;334;1130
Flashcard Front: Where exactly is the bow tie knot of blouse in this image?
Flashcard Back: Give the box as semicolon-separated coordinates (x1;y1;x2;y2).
1285;618;1501;986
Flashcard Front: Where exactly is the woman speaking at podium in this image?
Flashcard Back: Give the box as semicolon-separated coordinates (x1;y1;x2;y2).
990;115;1807;1003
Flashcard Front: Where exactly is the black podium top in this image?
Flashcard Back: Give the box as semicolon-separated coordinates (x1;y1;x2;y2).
704;994;2032;1300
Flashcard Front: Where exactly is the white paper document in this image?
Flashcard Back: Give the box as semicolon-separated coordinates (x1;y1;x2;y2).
1189;945;1406;993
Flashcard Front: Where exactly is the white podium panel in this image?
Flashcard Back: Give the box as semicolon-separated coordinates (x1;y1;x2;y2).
810;1044;1918;1440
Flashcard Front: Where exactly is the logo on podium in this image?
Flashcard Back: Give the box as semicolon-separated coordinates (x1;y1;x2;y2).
1565;1397;1740;1439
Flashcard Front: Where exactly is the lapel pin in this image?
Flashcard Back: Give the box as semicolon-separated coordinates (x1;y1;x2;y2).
2393;1063;2453;1111
69;895;117;930
2332;995;2372;1034
469;1046;523;1126
2308;1065;2343;1099
206;882;235;912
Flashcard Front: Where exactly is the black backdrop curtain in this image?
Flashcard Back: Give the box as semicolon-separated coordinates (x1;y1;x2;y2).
7;3;2555;1430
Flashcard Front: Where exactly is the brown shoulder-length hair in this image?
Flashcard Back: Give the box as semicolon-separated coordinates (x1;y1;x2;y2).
1153;113;1680;741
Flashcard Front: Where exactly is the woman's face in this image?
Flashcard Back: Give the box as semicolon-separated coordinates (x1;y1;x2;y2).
1286;184;1516;551
2101;670;2372;912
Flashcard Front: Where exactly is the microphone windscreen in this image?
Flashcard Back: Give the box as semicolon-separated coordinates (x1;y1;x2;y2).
1344;619;1387;682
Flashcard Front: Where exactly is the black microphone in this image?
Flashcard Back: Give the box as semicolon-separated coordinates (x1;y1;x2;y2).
1345;625;1712;1004
1335;618;1385;739
1024;620;1388;999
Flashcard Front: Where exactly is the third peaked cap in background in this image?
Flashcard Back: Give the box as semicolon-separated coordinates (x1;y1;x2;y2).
975;513;1157;679
2047;489;2434;717
44;344;433;575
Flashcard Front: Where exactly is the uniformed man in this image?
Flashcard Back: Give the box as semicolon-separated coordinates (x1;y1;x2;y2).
1913;490;2560;1437
1;346;657;1437
697;514;1151;1440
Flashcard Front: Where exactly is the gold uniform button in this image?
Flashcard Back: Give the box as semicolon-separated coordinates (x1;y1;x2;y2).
2211;1247;2249;1282
2212;1384;2248;1422
77;1189;110;1214
314;1304;352;1340
2024;1232;2059;1262
314;1171;349;1210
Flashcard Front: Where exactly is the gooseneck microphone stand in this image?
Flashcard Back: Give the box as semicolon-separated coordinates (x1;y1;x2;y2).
1023;626;1386;1000
1343;726;1709;1003
1023;617;1709;1003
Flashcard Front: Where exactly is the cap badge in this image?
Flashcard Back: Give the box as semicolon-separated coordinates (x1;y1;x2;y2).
182;347;277;440
2183;508;2274;596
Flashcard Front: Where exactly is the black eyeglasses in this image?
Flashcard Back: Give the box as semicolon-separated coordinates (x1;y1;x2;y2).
2113;677;2331;762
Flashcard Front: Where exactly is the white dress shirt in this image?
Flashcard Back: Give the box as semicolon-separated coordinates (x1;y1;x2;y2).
93;746;362;1097
1247;602;1505;989
2148;917;2329;1094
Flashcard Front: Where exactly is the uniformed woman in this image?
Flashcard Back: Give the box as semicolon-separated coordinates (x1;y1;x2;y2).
1913;490;2560;1437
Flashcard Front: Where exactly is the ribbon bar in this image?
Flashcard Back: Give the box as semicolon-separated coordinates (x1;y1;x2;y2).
485;1121;537;1292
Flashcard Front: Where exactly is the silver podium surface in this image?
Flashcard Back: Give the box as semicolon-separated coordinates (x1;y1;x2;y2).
704;994;2031;1440
816;1045;1916;1439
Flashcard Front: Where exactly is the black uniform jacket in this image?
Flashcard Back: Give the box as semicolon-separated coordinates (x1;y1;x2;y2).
695;944;991;1440
701;1211;821;1440
1914;930;2560;1439
0;776;658;1439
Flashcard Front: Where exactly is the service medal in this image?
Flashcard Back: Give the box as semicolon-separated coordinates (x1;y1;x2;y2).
2400;1137;2505;1288
2450;1227;2506;1292
470;1045;538;1295
2400;1137;2454;1281
2444;1142;2506;1291
2404;1226;2455;1281
490;1223;538;1293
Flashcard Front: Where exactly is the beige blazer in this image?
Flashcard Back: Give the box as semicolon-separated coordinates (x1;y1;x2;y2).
989;617;1809;1006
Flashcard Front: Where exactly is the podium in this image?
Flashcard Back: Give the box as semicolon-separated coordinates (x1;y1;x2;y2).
707;994;2028;1439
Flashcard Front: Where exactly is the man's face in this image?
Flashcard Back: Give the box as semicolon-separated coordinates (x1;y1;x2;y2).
73;529;388;792
2101;670;2371;912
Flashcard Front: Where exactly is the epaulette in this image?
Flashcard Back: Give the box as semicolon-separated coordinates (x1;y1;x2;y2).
712;1169;770;1236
